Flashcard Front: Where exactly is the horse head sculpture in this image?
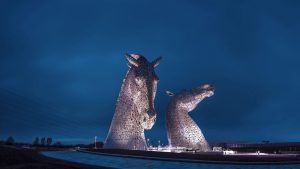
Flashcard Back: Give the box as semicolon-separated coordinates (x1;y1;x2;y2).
104;53;161;150
166;84;214;151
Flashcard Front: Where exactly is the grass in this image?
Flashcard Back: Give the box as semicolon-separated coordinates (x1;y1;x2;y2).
0;145;115;169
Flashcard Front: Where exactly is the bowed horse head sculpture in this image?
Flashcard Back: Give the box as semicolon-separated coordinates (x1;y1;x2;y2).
166;84;214;151
104;53;161;150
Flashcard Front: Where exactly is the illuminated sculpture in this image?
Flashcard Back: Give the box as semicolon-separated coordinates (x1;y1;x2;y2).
166;84;214;151
104;54;161;150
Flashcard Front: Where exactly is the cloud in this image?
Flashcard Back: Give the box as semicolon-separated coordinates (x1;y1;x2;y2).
1;0;300;143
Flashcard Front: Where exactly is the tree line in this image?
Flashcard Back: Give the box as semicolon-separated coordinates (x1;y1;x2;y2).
0;136;104;148
0;136;59;146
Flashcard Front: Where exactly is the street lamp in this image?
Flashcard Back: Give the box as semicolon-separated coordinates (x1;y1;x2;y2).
94;136;97;149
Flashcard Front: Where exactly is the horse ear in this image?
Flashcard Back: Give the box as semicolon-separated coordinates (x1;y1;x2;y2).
166;91;175;97
125;53;139;67
152;56;162;67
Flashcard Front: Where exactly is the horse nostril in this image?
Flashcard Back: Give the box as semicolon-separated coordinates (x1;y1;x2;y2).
148;110;156;118
153;117;156;123
143;117;147;122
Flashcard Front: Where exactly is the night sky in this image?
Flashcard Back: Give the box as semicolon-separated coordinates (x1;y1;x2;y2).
1;0;300;145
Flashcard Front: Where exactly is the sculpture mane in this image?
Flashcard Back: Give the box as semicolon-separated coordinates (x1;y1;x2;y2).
104;54;161;150
166;84;214;151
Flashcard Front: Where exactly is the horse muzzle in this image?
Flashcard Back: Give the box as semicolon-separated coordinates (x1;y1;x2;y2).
143;110;156;129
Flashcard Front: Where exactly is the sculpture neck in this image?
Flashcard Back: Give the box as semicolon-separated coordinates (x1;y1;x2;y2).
114;69;143;129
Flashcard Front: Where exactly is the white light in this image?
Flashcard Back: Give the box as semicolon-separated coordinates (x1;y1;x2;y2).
223;150;236;155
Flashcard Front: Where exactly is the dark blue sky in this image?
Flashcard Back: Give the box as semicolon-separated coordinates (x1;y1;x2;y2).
1;0;300;144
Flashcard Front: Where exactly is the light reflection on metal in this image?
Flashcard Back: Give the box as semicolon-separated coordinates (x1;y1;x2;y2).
166;84;214;151
104;54;161;150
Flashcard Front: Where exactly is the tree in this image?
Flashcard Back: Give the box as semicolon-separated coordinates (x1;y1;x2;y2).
33;137;39;145
53;141;62;147
96;141;104;148
41;137;46;145
46;137;52;146
6;136;14;145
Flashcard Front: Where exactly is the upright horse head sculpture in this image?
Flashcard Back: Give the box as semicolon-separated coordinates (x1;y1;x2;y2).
104;53;161;150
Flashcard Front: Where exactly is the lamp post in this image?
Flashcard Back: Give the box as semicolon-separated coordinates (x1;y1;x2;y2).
94;136;97;149
158;140;161;150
